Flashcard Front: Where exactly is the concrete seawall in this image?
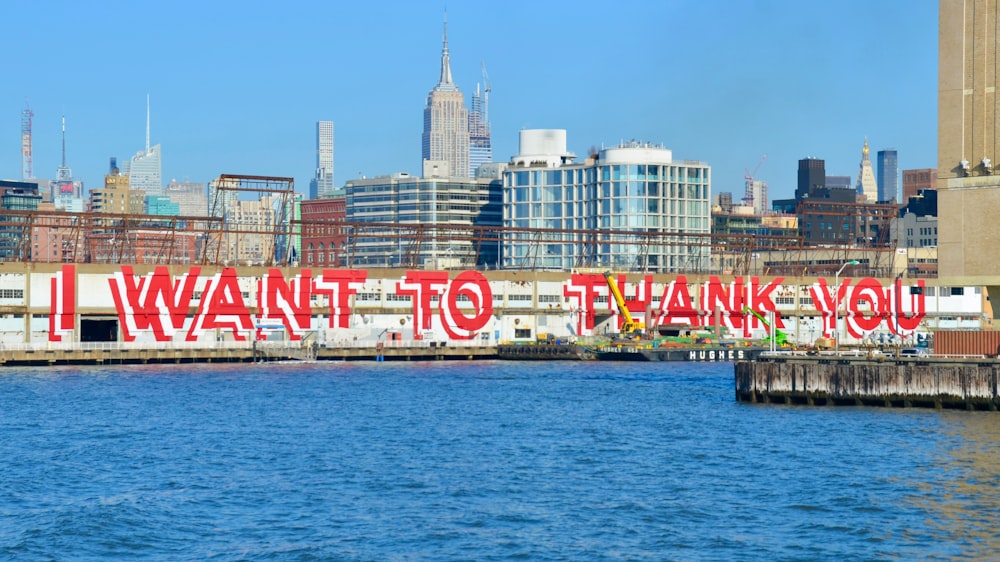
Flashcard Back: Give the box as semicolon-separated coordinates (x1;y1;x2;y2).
735;355;1000;410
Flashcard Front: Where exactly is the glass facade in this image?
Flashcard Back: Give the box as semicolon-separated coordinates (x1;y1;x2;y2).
502;146;711;272
345;176;502;268
877;149;898;204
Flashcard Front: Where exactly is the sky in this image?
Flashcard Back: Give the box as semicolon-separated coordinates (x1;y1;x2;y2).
2;0;938;202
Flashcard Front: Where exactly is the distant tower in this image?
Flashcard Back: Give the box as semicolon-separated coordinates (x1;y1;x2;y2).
21;101;33;180
796;158;825;200
309;121;335;199
855;138;878;202
422;14;470;178
876;148;898;203
749;180;768;214
128;95;163;195
56;116;72;183
468;62;493;177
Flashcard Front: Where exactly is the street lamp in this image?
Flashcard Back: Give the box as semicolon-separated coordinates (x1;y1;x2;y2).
834;260;860;352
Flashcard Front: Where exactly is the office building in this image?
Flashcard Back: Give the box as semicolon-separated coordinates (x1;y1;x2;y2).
89;158;144;216
126;97;162;195
826;176;851;191
309;120;335;199
421;18;470;179
902;168;937;202
797;158;825;200
163;179;208;217
877;148;898;203
469;82;492;177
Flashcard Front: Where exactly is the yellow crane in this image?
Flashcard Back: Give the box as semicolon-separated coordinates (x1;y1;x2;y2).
604;271;644;338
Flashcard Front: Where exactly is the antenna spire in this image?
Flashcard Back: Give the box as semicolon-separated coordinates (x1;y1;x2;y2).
145;94;151;153
61;115;67;167
437;12;454;88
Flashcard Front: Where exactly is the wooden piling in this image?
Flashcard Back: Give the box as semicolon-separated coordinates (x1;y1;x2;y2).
735;355;1000;410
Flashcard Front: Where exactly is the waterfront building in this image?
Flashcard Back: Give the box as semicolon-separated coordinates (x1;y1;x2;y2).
877;148;898;203
855;138;878;202
421;18;470;179
902;168;937;203
309;121;335;199
502;130;711;273
938;0;1000;280
345;173;502;268
301;191;347;267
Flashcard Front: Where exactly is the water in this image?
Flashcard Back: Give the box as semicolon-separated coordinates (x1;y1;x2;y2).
1;360;998;561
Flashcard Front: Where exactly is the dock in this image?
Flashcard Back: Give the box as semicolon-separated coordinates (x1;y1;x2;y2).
0;340;502;366
735;352;1000;410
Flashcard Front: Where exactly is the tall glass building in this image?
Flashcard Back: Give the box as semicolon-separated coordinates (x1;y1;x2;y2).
469;83;492;177
310;120;335;199
127;144;162;196
126;97;162;196
877;148;898;203
502;131;711;272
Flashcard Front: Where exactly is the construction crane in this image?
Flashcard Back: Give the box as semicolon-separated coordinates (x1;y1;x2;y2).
21;99;33;181
743;153;767;211
604;271;644;338
742;305;788;346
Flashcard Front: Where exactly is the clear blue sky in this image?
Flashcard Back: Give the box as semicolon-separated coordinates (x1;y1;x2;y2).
2;0;937;202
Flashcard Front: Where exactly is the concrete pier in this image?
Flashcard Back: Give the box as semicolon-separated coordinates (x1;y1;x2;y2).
735;354;1000;410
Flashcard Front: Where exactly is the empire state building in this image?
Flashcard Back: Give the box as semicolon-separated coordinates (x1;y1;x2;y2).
421;18;469;178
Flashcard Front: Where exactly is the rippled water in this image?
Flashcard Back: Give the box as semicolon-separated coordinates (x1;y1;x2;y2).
0;360;997;560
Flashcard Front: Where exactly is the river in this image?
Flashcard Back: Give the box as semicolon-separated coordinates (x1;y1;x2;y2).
0;360;996;560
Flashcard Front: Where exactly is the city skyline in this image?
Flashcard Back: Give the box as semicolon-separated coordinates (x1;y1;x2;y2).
2;0;937;201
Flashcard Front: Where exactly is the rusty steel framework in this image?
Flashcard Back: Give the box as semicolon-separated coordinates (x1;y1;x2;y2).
204;174;296;267
0;207;908;278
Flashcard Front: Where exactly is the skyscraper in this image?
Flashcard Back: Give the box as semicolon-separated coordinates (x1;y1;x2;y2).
469;77;492;177
876;148;898;203
796;158;825;200
127;96;163;196
310;120;335;199
855;138;878;202
422;16;470;179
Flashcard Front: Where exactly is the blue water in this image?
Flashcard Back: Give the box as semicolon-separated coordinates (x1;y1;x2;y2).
1;360;997;561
